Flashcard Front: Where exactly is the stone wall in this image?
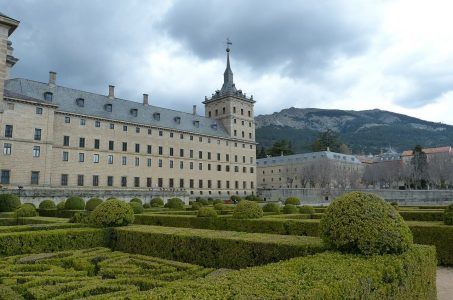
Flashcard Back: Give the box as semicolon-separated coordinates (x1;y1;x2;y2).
258;188;453;206
0;187;189;206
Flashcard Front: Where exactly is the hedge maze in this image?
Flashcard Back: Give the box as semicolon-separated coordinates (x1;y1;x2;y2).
0;194;446;299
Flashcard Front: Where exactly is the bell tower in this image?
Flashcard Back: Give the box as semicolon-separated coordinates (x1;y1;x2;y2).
0;13;19;110
203;39;256;142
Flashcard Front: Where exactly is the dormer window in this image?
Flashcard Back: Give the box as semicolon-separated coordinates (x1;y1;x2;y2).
193;120;200;128
104;104;112;112
43;92;53;101
153;112;160;121
211;124;218;130
174;116;181;124
76;98;84;107
130;108;138;117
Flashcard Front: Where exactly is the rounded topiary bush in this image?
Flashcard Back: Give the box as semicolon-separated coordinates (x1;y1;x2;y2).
65;196;85;210
444;204;453;225
69;211;90;224
90;199;134;227
299;205;315;214
197;207;218;218
164;198;184;210
129;202;144;214
196;198;209;206
213;203;228;211
130;198;143;205
233;200;263;219
0;193;21;212
285;197;300;205
230;195;242;203
150;197;164;207
191;202;203;210
56;201;66;210
320;192;413;255
15;204;37;217
262;203;280;214
86;198;103;211
22;203;36;209
39;199;56;210
282;204;298;214
213;199;223;205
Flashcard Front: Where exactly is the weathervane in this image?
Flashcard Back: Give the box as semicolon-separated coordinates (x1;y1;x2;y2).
226;38;232;52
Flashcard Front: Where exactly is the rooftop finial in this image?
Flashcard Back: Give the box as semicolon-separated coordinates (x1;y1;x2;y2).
226;37;232;53
222;38;235;93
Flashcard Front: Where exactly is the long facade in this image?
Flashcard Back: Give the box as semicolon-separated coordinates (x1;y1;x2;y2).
0;13;257;198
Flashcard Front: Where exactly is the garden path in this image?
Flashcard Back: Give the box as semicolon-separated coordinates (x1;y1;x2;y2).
437;267;453;300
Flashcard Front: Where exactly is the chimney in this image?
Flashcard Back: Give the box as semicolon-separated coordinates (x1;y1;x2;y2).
108;85;115;99
192;105;197;115
49;71;57;86
326;147;330;152
143;93;149;106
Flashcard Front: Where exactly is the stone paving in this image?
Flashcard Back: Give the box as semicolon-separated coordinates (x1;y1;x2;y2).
437;267;453;300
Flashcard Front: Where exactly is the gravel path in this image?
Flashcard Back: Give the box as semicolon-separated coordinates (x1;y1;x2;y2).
437;267;453;300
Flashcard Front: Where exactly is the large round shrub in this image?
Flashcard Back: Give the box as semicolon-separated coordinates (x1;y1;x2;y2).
213;199;223;205
191;202;203;210
282;204;298;214
150;197;164;207
444;204;453;225
129;202;144;214
65;196;85;210
22;203;36;209
233;200;263;219
85;198;103;211
39;199;56;210
56;201;66;210
262;203;280;214
15;204;37;217
196;198;209;206
197;207;218;218
230;195;242;203
299;205;315;214
90;199;134;227
130;198;143;205
320;192;413;255
285;197;300;205
214;203;228;211
164;198;184;210
0;193;21;212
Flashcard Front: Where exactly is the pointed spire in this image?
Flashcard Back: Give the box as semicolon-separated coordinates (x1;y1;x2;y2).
221;38;236;93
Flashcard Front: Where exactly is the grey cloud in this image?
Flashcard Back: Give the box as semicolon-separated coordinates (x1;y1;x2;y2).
159;0;379;78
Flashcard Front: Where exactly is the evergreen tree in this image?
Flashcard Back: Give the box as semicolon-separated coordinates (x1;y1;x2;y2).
410;145;429;189
257;146;267;159
311;129;342;152
268;140;294;157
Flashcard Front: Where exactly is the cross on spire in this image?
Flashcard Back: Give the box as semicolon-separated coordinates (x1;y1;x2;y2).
222;37;235;93
226;38;232;52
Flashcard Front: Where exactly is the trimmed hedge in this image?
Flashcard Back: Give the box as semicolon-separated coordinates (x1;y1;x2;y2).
233;200;263;219
129;202;144;214
299;205;315;214
0;223;86;233
285;197;300;205
282;204;298;214
90;199;134;227
150;197;164;207
146;245;436;299
444;204;453;225
262;203;280;213
39;199;56;210
86;198;103;211
197;207;218;218
0;228;107;256
399;210;444;221
65;196;85;210
114;225;324;269
15;204;37;218
0;193;21;212
130;198;143;205
164;198;184;210
0;216;67;226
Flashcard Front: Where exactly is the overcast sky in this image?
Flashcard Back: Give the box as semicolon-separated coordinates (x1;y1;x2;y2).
3;0;453;124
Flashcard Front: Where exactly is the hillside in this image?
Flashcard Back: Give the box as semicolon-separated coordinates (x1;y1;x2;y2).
255;107;453;154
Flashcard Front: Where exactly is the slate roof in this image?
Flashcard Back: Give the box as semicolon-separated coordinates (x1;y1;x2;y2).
5;78;230;138
256;151;362;167
401;146;452;157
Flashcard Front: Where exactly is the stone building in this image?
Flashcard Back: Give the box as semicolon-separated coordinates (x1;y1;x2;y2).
257;150;363;189
0;13;256;198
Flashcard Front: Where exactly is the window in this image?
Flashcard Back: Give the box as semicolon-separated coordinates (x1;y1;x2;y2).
122;142;127;151
65;116;70;123
169;147;174;156
189;179;194;188
190;150;193;158
94;139;100;149
170;132;174;138
135;127;140;133
147;158;152;167
235;181;239;189
179;179;184;188
250;167;254;173
180;149;184;157
134;177;140;187
190;162;193;170
208;180;212;188
77;175;84;186
169;178;174;188
198;180;203;188
33;146;40;157
147;177;152;187
235;155;238;163
79;153;84;162
199;137;202;142
93;154;100;163
80;119;86;126
234;130;237;136
147;145;152;154
108;155;113;164
44;92;53;101
61;174;68;186
241;108;244;115
215;109;218;116
158;146;163;155
158;178;163;188
76;98;84;107
62;151;69;161
3;143;11;155
1;170;10;184
243;156;246;163
226;154;229;162
222;107;226;114
251;181;254;189
179;161;184;169
135;143;140;153
79;138;85;148
217;165;221;171
208;164;211;171
4;125;13;138
226;165;230;172
107;176;113;187
158;159;163;168
190;135;194;140
63;136;70;146
208;111;211;117
93;175;99;186
109;141;114;151
234;166;239;172
154;113;161;121
7;103;14;110
233;106;236;113
95;120;101;127
148;128;152;135
105;104;112;112
135;157;140;166
123;125;128;132
122;156;127;165
36;107;43;115
226;181;230;189
234;119;237;124
243;181;247;189
110;123;114;129
217;153;221;161
198;162;203;170
207;152;211;160
159;130;163;136
121;176;127;187
180;133;184;139
169;160;174;168
198;151;202;159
